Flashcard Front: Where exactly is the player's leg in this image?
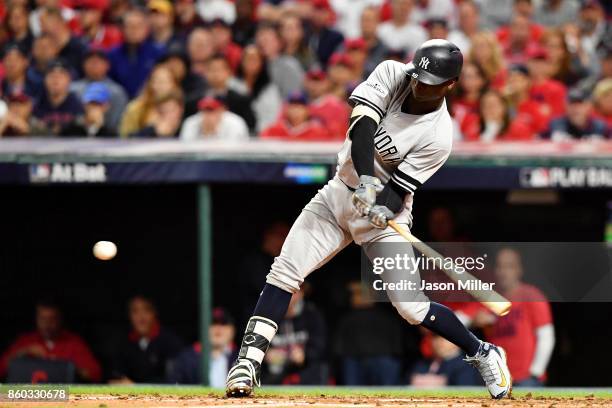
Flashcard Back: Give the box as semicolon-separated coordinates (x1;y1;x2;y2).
363;230;512;399
226;208;351;397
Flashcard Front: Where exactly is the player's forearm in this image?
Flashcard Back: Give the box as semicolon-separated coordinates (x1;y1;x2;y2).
529;324;555;377
349;116;377;177
376;181;406;214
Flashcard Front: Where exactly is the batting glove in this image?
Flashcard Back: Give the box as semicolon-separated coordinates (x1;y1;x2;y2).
368;205;394;228
352;175;383;217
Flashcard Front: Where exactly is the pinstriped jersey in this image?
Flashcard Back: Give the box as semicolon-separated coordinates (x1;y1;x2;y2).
336;60;453;198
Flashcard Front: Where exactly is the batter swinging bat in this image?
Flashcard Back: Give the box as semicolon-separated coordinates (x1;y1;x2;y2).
388;220;512;317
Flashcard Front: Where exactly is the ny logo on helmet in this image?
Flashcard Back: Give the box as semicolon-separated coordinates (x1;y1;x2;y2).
419;57;430;70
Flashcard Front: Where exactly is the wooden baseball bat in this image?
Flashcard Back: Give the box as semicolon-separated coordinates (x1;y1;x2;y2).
387;220;511;317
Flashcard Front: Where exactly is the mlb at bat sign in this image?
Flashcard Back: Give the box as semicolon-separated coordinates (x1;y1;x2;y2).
520;167;612;188
29;163;107;183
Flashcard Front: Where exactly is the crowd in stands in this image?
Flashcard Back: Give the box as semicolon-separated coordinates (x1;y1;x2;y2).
0;0;609;140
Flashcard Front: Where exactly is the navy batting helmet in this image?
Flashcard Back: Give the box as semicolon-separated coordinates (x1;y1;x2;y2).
405;39;463;85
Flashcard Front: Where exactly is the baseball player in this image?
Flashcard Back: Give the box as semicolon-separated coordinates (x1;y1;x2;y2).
226;40;512;399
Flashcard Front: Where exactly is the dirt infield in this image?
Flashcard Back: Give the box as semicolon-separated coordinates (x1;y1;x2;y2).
5;393;612;408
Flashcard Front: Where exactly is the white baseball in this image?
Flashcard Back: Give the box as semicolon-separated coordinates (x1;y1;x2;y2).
93;241;117;260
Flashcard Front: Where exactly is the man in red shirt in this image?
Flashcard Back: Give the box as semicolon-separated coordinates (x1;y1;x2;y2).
304;69;349;140
473;248;555;386
0;300;101;382
506;64;549;135
497;13;542;65
261;91;329;141
73;0;122;51
527;48;567;121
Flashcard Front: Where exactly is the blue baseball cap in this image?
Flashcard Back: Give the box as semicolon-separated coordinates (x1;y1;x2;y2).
83;82;111;104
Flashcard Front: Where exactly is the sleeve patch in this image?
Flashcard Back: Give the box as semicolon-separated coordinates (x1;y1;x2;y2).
365;82;389;97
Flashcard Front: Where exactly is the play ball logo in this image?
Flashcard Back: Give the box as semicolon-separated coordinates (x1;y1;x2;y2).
29;163;107;183
520;167;612;188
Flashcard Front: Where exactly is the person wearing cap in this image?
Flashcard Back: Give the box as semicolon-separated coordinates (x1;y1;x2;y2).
71;49;129;132
304;69;350;139
180;96;250;141
327;52;356;100
110;295;183;384
1;45;37;100
504;64;549;134
31;60;84;137
73;0;122;51
107;8;165;98
544;88;609;141
344;38;369;80
148;0;183;51
167;307;238;386
359;6;390;78
593;78;612;127
527;47;568;120
39;6;87;77
61;82;115;137
255;23;305;98
130;91;185;138
235;45;283;132
261;91;329;141
377;0;427;54
262;287;327;385
0;93;33;137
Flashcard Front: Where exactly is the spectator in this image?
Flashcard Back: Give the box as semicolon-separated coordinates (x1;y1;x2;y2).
167;307;238;386
262;287;328;385
451;62;489;139
31;59;84;136
196;0;236;24
327;53;355;100
540;28;590;87
304;69;350;139
61;82;115;137
119;64;180;137
71;49;129;133
148;0;182;51
477;0;513;30
534;0;579;27
255;23;305;98
0;93;32;137
73;0;122;51
593;78;612;127
26;33;61;96
527;48;567;120
160;48;207;117
468;32;507;90
331;0;384;39
504;64;549;134
187;27;215;78
204;54;256;131
1;44;37;99
544;88;608;140
4;5;34;54
108;8;165;98
280;12;316;71
130;91;185;138
308;0;345;67
359;6;389;77
411;334;480;386
425;18;449;41
236;45;283;132
261;91;329;141
110;295;183;384
577;0;607;57
411;0;457;26
462;89;535;141
210;18;242;72
377;0;427;54
473;248;555;386
29;0;78;38
334;282;404;385
0;300;101;382
497;13;542;65
232;0;258;47
174;0;205;36
344;38;369;80
447;0;481;54
180;96;250;141
39;7;87;77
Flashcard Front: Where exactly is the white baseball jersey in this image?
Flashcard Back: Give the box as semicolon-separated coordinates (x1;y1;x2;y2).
336;60;453;200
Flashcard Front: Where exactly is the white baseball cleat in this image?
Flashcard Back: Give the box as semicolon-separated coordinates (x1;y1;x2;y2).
465;342;512;399
225;359;259;398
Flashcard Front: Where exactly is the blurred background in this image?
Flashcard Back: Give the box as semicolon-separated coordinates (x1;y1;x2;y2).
0;0;610;390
